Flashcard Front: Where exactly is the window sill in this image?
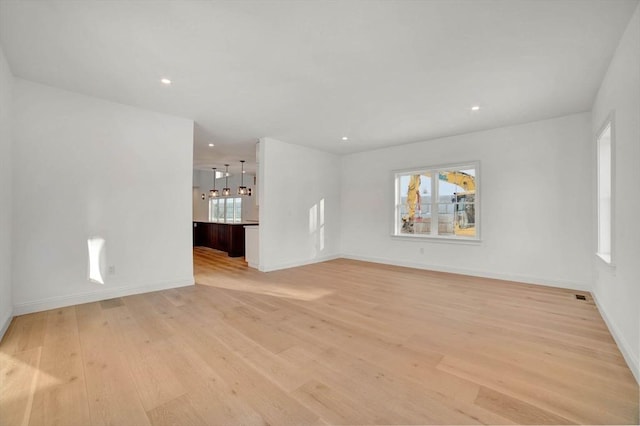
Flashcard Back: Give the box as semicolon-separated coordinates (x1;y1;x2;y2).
596;252;615;267
391;234;482;245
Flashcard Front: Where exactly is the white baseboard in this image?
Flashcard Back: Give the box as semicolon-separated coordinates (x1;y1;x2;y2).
257;252;590;291
12;277;195;316
340;253;591;292
0;307;14;342
592;292;639;385
259;254;341;273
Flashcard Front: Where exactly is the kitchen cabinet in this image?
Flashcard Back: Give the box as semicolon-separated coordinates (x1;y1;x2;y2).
193;221;258;257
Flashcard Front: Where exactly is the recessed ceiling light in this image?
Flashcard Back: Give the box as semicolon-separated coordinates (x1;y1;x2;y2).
208;143;214;147
161;78;172;85
342;136;349;141
471;105;480;111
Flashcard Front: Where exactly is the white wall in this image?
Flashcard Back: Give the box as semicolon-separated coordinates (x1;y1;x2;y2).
591;4;640;382
0;44;13;339
192;169;258;222
193;173;209;221
12;79;195;314
341;113;593;290
259;137;341;271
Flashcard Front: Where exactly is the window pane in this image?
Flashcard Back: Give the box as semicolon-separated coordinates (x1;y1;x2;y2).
234;198;242;223
438;169;476;237
454;193;475;237
225;199;234;222
437;174;456;236
210;199;220;222
218;200;224;222
399;173;431;234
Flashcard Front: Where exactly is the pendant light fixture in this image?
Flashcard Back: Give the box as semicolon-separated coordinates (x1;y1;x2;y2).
209;167;219;198
237;160;248;195
222;164;231;196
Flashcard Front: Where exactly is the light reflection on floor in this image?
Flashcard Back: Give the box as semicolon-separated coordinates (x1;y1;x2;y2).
0;348;62;425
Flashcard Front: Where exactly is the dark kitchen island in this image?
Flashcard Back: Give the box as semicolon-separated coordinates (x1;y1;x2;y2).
193;221;258;257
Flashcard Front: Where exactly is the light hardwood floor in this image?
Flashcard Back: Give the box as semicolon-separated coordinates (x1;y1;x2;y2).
1;247;638;425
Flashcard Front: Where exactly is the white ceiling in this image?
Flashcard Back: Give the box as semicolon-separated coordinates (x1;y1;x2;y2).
1;0;637;173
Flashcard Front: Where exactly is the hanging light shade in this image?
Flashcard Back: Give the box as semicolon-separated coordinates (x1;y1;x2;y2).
209;167;219;198
222;164;231;196
237;160;248;195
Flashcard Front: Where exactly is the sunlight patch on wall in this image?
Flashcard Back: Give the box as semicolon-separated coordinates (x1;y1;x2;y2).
309;204;318;234
320;198;325;251
87;237;106;284
309;200;326;252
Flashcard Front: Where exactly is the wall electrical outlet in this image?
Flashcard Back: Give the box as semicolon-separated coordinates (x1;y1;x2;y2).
108;265;116;275
419;247;424;254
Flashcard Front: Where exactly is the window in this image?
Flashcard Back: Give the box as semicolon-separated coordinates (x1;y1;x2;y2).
597;120;613;264
210;198;222;222
209;197;242;223
394;163;478;240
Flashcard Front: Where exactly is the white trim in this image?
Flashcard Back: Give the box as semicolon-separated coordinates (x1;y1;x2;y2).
392;160;480;176
592;292;639;385
340;253;591;292
392;161;480;241
595;252;614;267
12;277;194;316
390;234;482;245
0;307;14;342
259;254;341;273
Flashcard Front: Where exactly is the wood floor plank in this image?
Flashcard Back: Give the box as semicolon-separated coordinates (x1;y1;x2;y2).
0;312;47;355
278;345;425;424
218;304;306;354
437;354;633;424
281;343;513;425
207;322;310;392
75;302;151;426
405;319;637;397
0;247;637;425
176;321;320;425
27;307;90;426
0;347;42;426
126;348;187;412
291;379;379;425
146;394;208;426
153;335;266;425
474;386;574;425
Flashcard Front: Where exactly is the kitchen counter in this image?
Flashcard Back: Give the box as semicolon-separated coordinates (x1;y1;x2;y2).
194;221;259;225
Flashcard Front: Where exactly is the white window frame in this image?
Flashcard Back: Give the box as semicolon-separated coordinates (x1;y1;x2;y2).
392;161;480;242
596;114;615;265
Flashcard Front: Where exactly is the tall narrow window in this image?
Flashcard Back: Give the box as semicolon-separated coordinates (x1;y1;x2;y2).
597;121;613;263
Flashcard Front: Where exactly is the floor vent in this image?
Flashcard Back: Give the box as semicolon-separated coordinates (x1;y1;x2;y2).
575;294;587;300
100;297;124;309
